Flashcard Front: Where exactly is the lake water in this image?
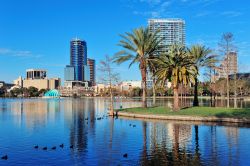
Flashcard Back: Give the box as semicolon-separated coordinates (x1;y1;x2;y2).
0;98;250;165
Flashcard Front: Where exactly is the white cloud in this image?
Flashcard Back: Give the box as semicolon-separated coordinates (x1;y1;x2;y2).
132;0;173;18
180;0;220;7
221;11;243;17
161;1;172;8
139;0;162;5
0;48;42;58
195;11;213;17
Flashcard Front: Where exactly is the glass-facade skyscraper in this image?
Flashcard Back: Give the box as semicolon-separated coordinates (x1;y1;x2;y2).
148;18;185;53
64;65;75;81
70;38;87;81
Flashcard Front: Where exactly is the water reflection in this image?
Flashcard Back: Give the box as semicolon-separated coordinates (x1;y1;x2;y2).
0;99;61;130
66;99;88;155
0;98;250;165
140;122;201;165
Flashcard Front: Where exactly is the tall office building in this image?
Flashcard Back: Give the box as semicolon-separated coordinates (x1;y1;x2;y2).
64;65;75;81
218;51;238;78
148;18;185;53
87;58;96;86
64;38;96;88
70;38;87;81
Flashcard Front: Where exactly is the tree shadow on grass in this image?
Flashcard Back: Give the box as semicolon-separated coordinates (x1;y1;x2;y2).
215;109;250;118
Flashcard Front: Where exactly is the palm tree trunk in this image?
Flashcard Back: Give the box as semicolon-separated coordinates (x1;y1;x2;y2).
173;86;179;111
193;77;199;106
152;77;156;106
173;124;180;161
140;66;147;108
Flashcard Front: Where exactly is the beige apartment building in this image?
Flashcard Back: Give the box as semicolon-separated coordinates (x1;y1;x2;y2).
13;69;61;90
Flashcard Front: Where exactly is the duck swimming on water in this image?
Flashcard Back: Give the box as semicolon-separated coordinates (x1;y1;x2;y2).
1;155;8;160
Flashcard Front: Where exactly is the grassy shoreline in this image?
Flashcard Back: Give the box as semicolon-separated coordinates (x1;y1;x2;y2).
119;106;250;119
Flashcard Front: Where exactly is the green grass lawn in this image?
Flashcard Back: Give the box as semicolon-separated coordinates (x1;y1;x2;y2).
120;106;250;119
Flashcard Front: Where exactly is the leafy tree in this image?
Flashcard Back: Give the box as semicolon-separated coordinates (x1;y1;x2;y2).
27;86;39;97
0;87;6;97
130;87;142;97
39;89;49;96
218;32;236;108
99;55;120;116
10;87;23;97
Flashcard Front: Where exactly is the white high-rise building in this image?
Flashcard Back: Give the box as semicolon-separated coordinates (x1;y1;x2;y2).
148;18;185;53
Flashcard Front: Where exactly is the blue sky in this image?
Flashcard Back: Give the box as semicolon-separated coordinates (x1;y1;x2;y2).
0;0;249;83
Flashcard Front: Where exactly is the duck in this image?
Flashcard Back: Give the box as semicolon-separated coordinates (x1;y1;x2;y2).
34;145;39;149
129;124;132;126
51;146;56;150
123;153;128;158
133;125;136;127
97;117;101;120
1;155;8;160
59;144;64;148
43;147;47;150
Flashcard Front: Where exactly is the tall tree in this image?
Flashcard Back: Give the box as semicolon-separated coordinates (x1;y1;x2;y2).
114;27;162;108
187;45;215;106
154;44;197;111
218;33;236;108
99;55;120;116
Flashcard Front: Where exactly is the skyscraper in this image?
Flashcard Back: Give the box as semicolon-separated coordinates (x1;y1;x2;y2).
87;58;96;86
148;18;185;53
70;38;87;81
64;65;75;81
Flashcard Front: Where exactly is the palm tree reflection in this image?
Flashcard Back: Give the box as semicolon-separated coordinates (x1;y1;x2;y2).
140;122;202;165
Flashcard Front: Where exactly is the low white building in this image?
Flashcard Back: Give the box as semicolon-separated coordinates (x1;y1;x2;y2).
120;80;171;90
120;80;142;91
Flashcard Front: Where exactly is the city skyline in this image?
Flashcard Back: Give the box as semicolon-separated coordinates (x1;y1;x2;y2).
0;0;250;83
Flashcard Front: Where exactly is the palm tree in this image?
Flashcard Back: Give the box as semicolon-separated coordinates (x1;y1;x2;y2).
114;27;162;108
148;61;158;105
187;45;215;106
154;44;197;111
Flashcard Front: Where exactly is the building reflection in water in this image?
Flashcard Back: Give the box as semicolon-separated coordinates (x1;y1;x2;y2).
7;99;60;130
224;126;240;166
64;99;89;155
0;98;249;165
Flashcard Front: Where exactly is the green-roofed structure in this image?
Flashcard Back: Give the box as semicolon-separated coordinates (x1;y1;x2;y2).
43;89;60;98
